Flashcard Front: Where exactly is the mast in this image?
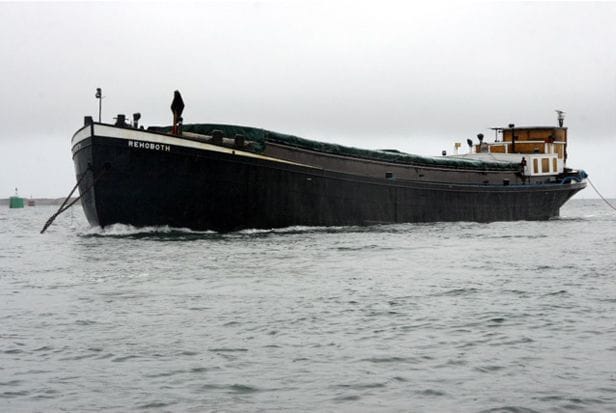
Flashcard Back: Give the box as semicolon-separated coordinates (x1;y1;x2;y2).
95;88;103;122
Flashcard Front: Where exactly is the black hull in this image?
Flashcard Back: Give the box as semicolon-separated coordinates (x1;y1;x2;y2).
72;125;585;232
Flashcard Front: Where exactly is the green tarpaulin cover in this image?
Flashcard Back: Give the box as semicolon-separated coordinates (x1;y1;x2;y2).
148;123;519;172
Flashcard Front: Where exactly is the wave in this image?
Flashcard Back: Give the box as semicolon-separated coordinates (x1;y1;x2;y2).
77;224;218;239
234;225;349;235
478;407;540;413
74;221;480;239
76;222;369;238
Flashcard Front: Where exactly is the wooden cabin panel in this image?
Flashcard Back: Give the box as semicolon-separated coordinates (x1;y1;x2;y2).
554;128;567;142
502;129;550;142
502;127;566;142
511;142;545;154
535;130;555;141
489;145;507;153
542;158;550;173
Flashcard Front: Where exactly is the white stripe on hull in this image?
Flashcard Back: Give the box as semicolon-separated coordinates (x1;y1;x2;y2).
71;123;316;169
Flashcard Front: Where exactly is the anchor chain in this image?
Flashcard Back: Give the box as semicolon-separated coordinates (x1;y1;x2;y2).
587;177;616;213
40;165;108;234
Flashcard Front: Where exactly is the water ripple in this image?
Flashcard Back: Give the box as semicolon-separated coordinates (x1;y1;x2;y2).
1;201;615;412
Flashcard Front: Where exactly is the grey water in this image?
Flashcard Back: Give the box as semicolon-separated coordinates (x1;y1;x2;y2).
1;200;615;412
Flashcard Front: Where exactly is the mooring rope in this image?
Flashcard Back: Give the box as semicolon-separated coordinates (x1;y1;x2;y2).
40;166;107;234
587;177;616;212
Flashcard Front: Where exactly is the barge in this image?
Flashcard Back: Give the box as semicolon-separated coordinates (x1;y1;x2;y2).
70;93;586;231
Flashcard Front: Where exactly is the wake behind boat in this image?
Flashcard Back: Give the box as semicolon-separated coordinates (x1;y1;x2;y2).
70;91;586;231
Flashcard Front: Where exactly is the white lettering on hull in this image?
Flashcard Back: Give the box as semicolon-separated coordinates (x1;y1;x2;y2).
128;140;171;152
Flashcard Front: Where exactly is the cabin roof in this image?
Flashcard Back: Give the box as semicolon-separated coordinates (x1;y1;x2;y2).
491;126;567;131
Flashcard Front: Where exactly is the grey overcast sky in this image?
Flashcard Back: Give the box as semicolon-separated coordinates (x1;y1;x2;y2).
1;1;615;198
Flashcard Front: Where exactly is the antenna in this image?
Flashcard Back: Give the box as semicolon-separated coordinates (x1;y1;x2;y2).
95;88;104;122
555;109;565;127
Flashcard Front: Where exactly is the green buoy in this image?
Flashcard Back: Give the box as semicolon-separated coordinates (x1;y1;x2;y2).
9;188;24;209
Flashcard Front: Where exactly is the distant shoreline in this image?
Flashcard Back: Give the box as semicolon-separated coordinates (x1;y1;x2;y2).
1;197;610;207
0;198;77;206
